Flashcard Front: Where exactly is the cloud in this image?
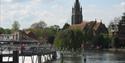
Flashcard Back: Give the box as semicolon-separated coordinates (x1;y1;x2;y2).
84;1;124;26
121;2;125;6
1;0;13;3
0;0;124;29
0;16;4;21
0;0;70;29
120;2;125;11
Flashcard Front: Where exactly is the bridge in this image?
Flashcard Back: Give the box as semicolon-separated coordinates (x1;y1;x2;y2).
0;31;57;63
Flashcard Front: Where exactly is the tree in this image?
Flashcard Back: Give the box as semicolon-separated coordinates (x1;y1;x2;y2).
42;28;57;44
4;29;11;34
92;34;110;49
27;27;58;44
54;29;84;51
31;21;47;29
12;21;20;32
62;23;70;30
0;27;4;34
70;29;83;51
54;30;71;49
50;25;60;31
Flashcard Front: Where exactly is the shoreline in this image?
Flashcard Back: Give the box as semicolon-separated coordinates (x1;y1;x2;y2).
84;48;125;53
104;48;125;53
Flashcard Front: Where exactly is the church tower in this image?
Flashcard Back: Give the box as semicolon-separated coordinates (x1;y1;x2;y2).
72;0;83;25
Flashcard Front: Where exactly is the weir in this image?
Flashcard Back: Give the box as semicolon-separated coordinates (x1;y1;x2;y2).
0;31;57;63
0;48;57;63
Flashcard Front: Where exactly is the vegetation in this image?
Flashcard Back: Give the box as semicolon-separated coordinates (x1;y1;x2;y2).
31;21;47;29
0;27;11;34
11;21;20;32
92;34;111;48
62;23;70;30
54;29;83;51
1;13;124;49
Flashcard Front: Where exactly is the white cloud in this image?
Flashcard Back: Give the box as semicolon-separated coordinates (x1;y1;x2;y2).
0;16;4;21
84;2;124;26
1;0;13;3
0;0;70;28
121;2;125;6
0;0;124;29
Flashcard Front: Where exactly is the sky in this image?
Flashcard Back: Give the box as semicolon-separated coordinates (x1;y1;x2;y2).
0;0;125;29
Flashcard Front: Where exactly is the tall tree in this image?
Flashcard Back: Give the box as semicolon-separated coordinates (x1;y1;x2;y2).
31;21;47;29
12;21;20;32
54;29;83;51
62;23;70;30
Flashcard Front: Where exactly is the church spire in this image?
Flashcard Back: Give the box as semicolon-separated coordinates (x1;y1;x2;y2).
72;0;83;25
75;0;80;9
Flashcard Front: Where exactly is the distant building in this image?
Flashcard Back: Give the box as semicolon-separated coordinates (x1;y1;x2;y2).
70;20;107;36
70;0;107;36
72;0;83;25
108;22;118;37
12;30;38;42
118;13;125;45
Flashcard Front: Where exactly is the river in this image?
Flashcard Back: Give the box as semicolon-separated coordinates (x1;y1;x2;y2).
2;50;125;63
52;50;125;63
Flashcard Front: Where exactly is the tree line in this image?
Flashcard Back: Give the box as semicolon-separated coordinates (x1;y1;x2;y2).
0;13;124;50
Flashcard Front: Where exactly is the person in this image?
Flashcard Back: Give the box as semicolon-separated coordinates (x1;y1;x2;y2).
84;55;86;63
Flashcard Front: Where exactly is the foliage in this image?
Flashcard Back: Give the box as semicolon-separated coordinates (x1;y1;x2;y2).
50;25;60;31
0;27;4;34
31;21;47;29
92;34;111;48
4;29;11;34
12;21;20;32
27;28;43;39
54;29;83;51
62;23;70;30
0;27;11;34
27;27;59;44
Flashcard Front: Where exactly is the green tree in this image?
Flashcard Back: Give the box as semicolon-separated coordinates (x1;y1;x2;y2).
12;21;20;32
4;29;11;34
0;27;4;34
50;25;60;31
27;27;58;44
54;29;84;51
62;23;70;30
70;29;83;51
31;21;47;29
27;28;42;39
92;34;110;49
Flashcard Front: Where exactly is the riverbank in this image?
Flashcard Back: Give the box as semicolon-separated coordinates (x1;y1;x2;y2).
105;48;125;53
85;48;125;53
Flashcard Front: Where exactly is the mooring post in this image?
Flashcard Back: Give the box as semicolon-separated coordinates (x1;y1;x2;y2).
52;52;57;60
13;51;19;63
38;54;41;63
0;55;2;63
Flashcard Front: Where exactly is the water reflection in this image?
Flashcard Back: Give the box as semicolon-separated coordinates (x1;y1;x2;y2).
52;50;125;63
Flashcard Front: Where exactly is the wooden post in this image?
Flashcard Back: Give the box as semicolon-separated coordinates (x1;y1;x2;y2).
52;52;57;60
13;51;19;63
38;55;41;63
0;55;2;63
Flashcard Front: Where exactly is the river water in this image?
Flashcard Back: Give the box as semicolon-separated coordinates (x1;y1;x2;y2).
2;50;125;63
52;50;125;63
